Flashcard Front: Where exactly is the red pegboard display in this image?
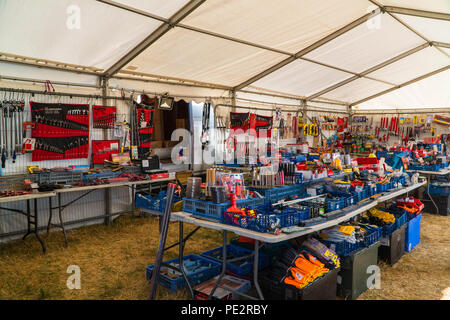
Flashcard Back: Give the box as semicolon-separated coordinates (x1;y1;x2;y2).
92;105;117;129
30;101;89;161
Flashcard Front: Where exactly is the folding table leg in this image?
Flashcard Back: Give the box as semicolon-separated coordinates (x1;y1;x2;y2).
33;198;46;253
58;193;68;247
253;240;264;300
179;221;194;299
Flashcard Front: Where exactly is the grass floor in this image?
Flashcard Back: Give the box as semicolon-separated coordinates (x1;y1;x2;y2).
0;212;448;300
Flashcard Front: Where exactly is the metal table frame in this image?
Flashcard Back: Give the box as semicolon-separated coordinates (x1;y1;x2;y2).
141;180;426;300
407;168;449;215
0;192;56;253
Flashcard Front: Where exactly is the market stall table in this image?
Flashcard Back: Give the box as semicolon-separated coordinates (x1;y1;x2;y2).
48;177;175;248
141;180;426;300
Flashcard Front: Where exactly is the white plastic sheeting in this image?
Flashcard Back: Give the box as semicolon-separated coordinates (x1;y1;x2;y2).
357;69;450;109
123;27;287;86
366;47;450;85
251;59;353;98
378;0;450;13
181;0;372;54
304;14;424;73
393;14;450;44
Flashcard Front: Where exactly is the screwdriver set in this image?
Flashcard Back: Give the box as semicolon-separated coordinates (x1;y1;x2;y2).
30;102;89;161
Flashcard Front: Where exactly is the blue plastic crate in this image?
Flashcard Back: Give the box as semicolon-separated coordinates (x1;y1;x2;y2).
376;183;388;193
145;254;221;292
200;244;270;276
364;228;381;247
355;189;367;202
83;171;121;182
429;183;450;196
405;214;422;252
327;191;357;208
409;163;441;171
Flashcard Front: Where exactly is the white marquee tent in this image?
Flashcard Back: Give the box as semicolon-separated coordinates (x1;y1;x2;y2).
0;0;449;110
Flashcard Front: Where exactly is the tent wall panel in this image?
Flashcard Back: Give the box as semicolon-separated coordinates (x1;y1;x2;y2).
366;47;450;85
181;0;372;54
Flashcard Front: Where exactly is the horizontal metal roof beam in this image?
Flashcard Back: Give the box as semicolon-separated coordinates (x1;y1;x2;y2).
306;42;430;100
350;65;450;106
384;6;450;21
233;8;382;91
102;0;206;77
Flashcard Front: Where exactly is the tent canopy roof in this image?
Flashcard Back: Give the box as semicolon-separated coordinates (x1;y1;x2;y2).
0;0;449;108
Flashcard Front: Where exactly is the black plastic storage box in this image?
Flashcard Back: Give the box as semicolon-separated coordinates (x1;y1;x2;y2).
337;242;380;300
423;194;450;216
379;224;407;266
259;268;340;300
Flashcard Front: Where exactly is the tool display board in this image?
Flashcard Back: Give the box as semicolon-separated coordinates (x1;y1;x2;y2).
30;102;89;161
92;105;117;129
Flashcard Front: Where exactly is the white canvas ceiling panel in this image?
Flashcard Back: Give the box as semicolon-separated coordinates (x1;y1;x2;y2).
0;0;161;70
322;78;394;103
393;14;450;44
378;0;450;14
181;0;373;54
304;13;424;73
124;28;287;86
357;69;450;109
251;59;353;97
112;0;191;18
367;47;450;84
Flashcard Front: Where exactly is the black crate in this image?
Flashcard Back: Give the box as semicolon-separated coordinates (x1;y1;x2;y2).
423;194;450;216
379;224;406;266
259;268;340;300
337;242;380;300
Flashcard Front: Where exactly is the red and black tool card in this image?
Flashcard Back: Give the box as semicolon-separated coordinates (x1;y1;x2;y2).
30;101;89;161
93;105;116;129
92;140;119;164
230;112;251;133
32;136;89;161
255;114;272;137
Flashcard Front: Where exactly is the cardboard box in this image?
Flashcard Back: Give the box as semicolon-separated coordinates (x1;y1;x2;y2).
194;275;251;300
164;140;180;148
